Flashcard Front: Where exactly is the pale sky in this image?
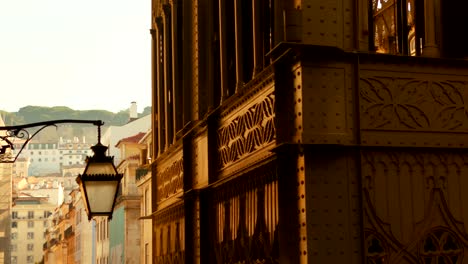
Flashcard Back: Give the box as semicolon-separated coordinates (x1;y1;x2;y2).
0;0;151;113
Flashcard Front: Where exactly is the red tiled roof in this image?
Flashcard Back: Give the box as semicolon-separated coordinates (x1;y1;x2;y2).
115;132;146;147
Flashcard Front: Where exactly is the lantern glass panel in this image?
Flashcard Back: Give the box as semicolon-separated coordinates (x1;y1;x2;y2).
85;162;117;175
84;181;119;213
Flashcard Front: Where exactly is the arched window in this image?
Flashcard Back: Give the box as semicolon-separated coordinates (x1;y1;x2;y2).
419;228;463;264
366;231;388;264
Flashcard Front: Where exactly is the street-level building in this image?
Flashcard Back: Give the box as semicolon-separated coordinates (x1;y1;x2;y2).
150;0;468;263
108;132;145;264
43;201;74;264
70;189;95;264
135;130;152;264
11;195;55;264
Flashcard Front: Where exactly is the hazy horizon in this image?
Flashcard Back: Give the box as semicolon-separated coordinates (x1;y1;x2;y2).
0;103;151;114
0;0;151;113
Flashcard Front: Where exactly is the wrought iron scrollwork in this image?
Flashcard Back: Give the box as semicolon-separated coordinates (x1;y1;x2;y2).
0;119;103;163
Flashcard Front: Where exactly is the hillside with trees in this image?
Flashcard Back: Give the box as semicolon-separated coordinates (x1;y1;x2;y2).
0;105;151;126
0;105;151;142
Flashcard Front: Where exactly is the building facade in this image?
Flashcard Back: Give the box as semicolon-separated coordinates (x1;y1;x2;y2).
150;0;468;263
43;201;74;264
108;133;145;264
95;217;109;264
101;113;151;165
0;115;12;264
70;189;95;264
11;137;91;176
11;195;55;264
135;131;152;264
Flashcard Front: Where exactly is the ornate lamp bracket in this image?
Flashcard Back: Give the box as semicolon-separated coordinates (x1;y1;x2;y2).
0;119;104;163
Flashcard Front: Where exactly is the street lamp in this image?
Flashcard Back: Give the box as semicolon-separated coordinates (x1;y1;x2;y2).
0;119;122;220
76;139;123;220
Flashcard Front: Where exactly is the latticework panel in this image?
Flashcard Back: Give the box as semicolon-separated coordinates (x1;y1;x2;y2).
210;163;279;263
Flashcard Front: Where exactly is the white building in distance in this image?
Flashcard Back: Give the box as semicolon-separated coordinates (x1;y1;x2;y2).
101;103;151;165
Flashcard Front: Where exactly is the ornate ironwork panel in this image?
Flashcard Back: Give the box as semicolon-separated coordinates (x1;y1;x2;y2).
217;92;275;170
210;163;279;263
154;204;185;264
156;158;184;203
362;149;468;263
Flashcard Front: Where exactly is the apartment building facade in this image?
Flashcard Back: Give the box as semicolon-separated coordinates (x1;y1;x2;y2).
11;195;55;264
150;0;468;263
135;131;152;264
12;137;91;176
0;116;12;264
108;133;145;264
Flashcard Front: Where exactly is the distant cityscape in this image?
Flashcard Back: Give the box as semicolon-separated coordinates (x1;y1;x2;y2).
0;102;152;263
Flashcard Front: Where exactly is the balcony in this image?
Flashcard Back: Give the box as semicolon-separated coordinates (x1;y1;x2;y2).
64;226;74;239
49;238;58;247
136;165;150;182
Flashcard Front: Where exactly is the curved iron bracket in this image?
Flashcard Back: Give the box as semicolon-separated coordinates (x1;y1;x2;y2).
0;119;104;163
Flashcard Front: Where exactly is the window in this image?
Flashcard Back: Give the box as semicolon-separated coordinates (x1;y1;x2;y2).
96;222;100;241
11;221;17;228
28;211;34;219
27;244;33;251
12;211;18;219
11;244;17;252
27;256;34;263
11;256;17;264
76;234;81;251
11;233;17;240
27;232;34;239
28;221;34;228
419;228;462;263
145;243;149;264
371;0;423;55
144;188;150;215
